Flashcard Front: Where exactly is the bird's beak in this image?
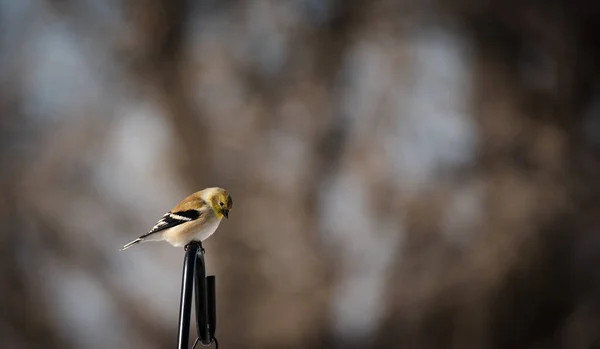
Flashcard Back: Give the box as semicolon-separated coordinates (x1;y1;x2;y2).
222;209;229;219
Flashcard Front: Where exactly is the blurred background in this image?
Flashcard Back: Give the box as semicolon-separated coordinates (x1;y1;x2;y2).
3;0;600;348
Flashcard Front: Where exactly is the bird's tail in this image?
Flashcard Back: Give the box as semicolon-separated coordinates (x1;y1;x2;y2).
120;238;143;251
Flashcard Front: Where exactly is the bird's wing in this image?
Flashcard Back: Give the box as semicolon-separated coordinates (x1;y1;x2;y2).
140;210;202;238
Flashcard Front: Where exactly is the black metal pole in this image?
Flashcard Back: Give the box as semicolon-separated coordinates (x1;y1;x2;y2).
177;242;200;349
194;252;211;345
206;275;217;339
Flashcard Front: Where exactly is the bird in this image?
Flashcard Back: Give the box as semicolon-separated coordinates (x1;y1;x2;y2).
121;187;232;251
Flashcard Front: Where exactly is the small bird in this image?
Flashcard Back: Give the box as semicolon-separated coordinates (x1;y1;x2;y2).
121;187;232;251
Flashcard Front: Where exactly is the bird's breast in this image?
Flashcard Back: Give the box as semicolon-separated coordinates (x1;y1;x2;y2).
193;218;221;241
161;216;221;247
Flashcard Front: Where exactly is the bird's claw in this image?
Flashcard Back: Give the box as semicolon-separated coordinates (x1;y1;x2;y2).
184;242;205;255
196;243;206;255
183;244;206;254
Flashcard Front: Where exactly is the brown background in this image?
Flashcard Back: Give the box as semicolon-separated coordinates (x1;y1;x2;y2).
2;1;600;348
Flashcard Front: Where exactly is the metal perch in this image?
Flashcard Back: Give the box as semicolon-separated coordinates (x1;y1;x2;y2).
176;241;217;349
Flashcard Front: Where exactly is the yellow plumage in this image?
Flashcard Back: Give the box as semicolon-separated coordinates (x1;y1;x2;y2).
121;187;233;250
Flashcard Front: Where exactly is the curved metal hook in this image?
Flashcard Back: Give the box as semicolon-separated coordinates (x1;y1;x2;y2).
192;336;218;349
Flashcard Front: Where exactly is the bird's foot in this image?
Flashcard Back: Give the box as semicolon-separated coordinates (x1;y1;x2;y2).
186;242;205;255
184;242;204;255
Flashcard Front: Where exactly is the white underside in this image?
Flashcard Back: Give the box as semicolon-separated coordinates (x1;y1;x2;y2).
159;218;221;247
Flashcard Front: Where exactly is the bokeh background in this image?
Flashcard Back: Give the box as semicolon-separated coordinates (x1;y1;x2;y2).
3;1;600;348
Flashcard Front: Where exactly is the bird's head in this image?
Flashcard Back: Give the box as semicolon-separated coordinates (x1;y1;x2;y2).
204;187;233;219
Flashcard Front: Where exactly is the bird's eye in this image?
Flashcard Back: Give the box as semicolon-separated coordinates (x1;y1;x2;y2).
220;202;224;207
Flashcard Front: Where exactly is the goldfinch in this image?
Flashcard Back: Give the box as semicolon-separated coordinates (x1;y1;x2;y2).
121;187;233;251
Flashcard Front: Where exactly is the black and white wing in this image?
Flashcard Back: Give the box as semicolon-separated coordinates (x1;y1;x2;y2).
147;210;201;235
121;209;202;250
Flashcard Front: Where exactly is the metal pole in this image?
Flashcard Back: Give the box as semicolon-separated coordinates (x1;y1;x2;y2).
206;275;217;340
177;242;200;349
195;251;211;345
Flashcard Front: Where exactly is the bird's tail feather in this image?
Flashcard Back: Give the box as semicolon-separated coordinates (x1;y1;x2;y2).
120;238;142;251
